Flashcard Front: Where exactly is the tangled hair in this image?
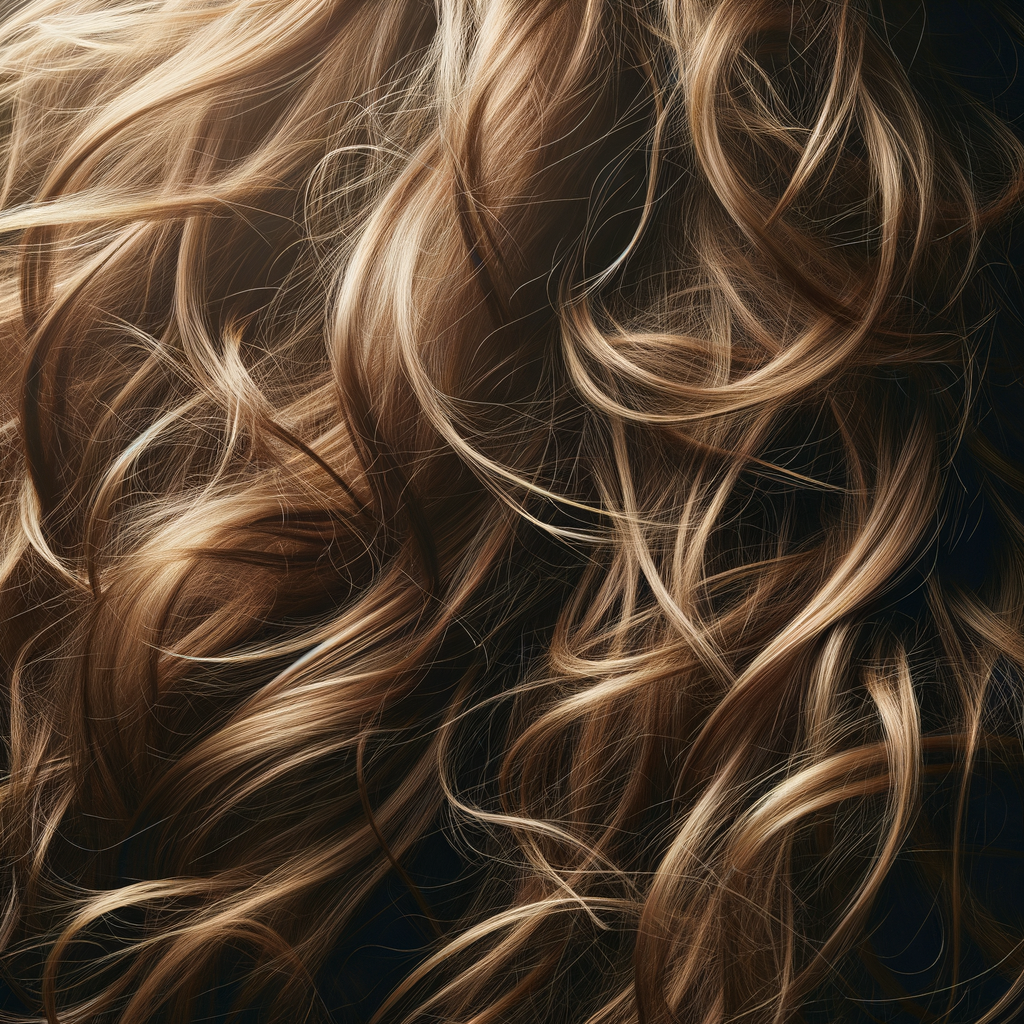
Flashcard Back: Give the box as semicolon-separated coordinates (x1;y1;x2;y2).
2;0;1024;1020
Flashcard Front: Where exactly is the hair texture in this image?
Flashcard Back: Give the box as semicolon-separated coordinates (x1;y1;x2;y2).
1;0;1024;1021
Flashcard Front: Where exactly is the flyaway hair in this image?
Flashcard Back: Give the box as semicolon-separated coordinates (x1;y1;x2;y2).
0;0;1023;1021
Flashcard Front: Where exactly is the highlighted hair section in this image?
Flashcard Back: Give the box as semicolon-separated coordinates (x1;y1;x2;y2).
0;0;1023;1021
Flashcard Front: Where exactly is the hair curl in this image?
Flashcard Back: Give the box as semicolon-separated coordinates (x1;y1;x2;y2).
1;0;1023;1021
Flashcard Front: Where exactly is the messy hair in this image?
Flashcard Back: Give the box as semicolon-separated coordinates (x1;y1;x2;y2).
1;0;1023;1021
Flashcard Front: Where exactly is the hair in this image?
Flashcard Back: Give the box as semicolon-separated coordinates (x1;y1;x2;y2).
0;0;1023;1021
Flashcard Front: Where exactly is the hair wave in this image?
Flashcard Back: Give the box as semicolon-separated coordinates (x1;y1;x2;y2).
1;0;1024;1021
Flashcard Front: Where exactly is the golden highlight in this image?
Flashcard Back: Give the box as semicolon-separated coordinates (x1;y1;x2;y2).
0;0;1023;1021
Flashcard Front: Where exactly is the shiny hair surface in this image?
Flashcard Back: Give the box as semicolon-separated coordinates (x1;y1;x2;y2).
1;0;1023;1021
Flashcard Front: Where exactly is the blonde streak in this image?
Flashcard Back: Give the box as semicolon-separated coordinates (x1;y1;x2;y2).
98;495;285;655
167;718;440;865
233;606;433;711
582;76;672;294
0;0;226;46
603;555;642;660
388;2;607;359
17;478;87;589
48;877;222;959
443;0;611;284
146;570;402;690
516;831;615;931
84;394;206;560
156;551;420;674
674;413;779;603
15;759;73;918
549;555;619;646
378;896;635;1024
684;0;770;239
500;810;626;887
690;543;916;791
33;0;342;202
857;55;940;277
333;177;611;536
244;593;419;698
702;258;784;358
432;0;476;112
0;183;277;231
561;299;729;398
557;310;734;425
502;667;670;787
728;743;893;869
381;913;554;1024
854;85;920;305
20;215;148;335
701;314;865;413
856;651;922;843
3;22;376;225
663;737;897;1007
803;622;859;757
773;842;799;1024
645;748;748;914
172;217;230;380
0;0;88;41
669;465;714;606
29;6;223;57
946;585;1024;669
0;276;20;334
528;315;847;436
437;761;613;869
159;336;309;521
554;0;607;97
120;492;254;573
661;0;714;57
48;886;303;1024
684;7;907;373
42;878;222;1021
0;505;28;588
580;984;635;1024
166;691;370;812
607;416;734;687
720;279;896;393
467;0;604;140
5;638;55;788
935;586;1018;993
827;391;870;526
767;3;862;225
149;608;356;669
119;927;305;1024
636;772;747;1015
782;655;922;989
150;834;398;956
942;592;1008;736
561;298;872;424
202;344;252;485
547;622;677;681
329;136;435;364
24;772;76;897
171;296;279;450
732;415;937;689
686;0;863;293
704;280;736;388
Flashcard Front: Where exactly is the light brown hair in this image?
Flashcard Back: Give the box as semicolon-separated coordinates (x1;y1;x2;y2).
1;0;1023;1021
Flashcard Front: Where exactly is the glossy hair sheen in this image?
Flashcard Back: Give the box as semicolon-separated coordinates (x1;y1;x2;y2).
1;1;1024;1021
